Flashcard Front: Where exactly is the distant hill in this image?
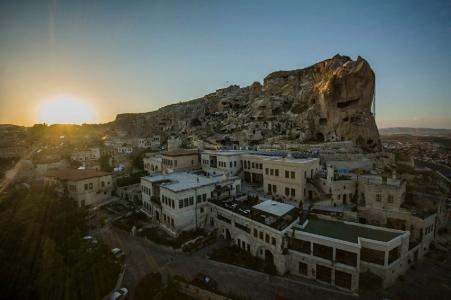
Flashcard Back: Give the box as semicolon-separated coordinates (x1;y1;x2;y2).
379;128;451;137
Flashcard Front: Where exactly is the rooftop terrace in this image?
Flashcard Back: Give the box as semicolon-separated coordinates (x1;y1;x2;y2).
295;218;404;244
211;197;299;231
142;172;227;192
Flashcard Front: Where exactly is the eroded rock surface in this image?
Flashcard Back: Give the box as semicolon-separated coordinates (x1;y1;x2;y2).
113;55;380;151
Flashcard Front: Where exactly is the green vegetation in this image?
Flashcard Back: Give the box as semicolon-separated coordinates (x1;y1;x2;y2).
112;210;147;232
135;273;196;300
0;184;120;300
139;227;207;249
131;149;148;170
209;245;277;275
116;171;147;187
99;153;113;172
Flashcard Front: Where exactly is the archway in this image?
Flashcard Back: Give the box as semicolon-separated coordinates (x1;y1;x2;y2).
316;132;325;142
265;249;274;265
225;228;231;240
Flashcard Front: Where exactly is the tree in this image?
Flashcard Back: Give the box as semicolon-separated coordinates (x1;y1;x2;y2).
37;239;65;299
99;154;113;172
135;273;162;300
131;150;146;170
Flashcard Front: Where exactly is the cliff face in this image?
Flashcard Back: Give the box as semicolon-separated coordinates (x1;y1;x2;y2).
113;55;380;151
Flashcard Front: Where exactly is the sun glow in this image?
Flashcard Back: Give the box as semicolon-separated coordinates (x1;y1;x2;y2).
37;95;96;124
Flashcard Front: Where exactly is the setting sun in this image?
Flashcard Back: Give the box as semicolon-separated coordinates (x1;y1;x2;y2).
37;95;96;124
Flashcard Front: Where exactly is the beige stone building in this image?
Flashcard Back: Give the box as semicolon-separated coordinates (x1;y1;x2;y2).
44;168;113;207
70;147;101;162
144;154;162;174
209;195;413;292
161;149;200;172
262;157;320;203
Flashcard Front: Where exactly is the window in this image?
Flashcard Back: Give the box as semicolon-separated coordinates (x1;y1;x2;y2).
179;200;183;208
101;181;105;187
265;168;269;175
275;169;279;176
253;229;258;237
268;184;272;193
184;198;189;206
259;231;263;240
252;162;255;168
285;170;289;178
335;270;352;290
265;234;270;243
388;195;394;203
84;183;88;190
259;163;262;169
313;243;333;260
202;194;207;202
291;239;311;254
361;247;385;265
291;171;295;179
189;197;194;205
376;193;382;202
197;195;202;203
335;249;357;267
298;262;308;275
271;237;276;246
291;188;295;197
200;207;204;213
285;187;290;196
234;161;237;167
272;185;277;193
316;265;332;284
89;183;93;190
270;169;274;176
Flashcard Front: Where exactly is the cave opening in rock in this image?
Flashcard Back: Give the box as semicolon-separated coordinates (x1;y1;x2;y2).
337;98;359;108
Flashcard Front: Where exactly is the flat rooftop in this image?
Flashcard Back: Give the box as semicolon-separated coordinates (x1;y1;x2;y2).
211;197;299;231
162;149;199;157
142;172;226;192
253;200;295;217
263;156;318;164
203;150;249;156
297;218;403;243
45;168;111;181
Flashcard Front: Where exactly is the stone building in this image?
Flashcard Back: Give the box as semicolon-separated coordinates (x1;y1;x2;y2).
208;195;414;292
141;172;241;236
70;147;100;162
201;150;246;176
161;149;200;172
143;154;162;174
44;168;113;207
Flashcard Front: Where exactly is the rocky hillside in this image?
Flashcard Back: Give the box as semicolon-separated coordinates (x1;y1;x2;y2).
113;54;380;151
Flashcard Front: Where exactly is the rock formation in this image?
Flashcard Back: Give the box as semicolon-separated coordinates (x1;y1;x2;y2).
113;55;380;152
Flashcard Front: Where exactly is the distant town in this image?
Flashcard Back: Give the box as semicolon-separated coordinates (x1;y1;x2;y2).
0;120;450;300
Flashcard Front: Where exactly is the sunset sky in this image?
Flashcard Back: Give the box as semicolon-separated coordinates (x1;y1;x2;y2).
0;0;450;128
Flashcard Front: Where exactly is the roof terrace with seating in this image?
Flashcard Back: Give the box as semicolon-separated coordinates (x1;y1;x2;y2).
210;197;300;231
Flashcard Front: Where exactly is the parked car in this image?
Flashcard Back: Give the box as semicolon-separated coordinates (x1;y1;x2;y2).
193;273;217;290
82;235;98;245
111;248;125;259
110;287;128;300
